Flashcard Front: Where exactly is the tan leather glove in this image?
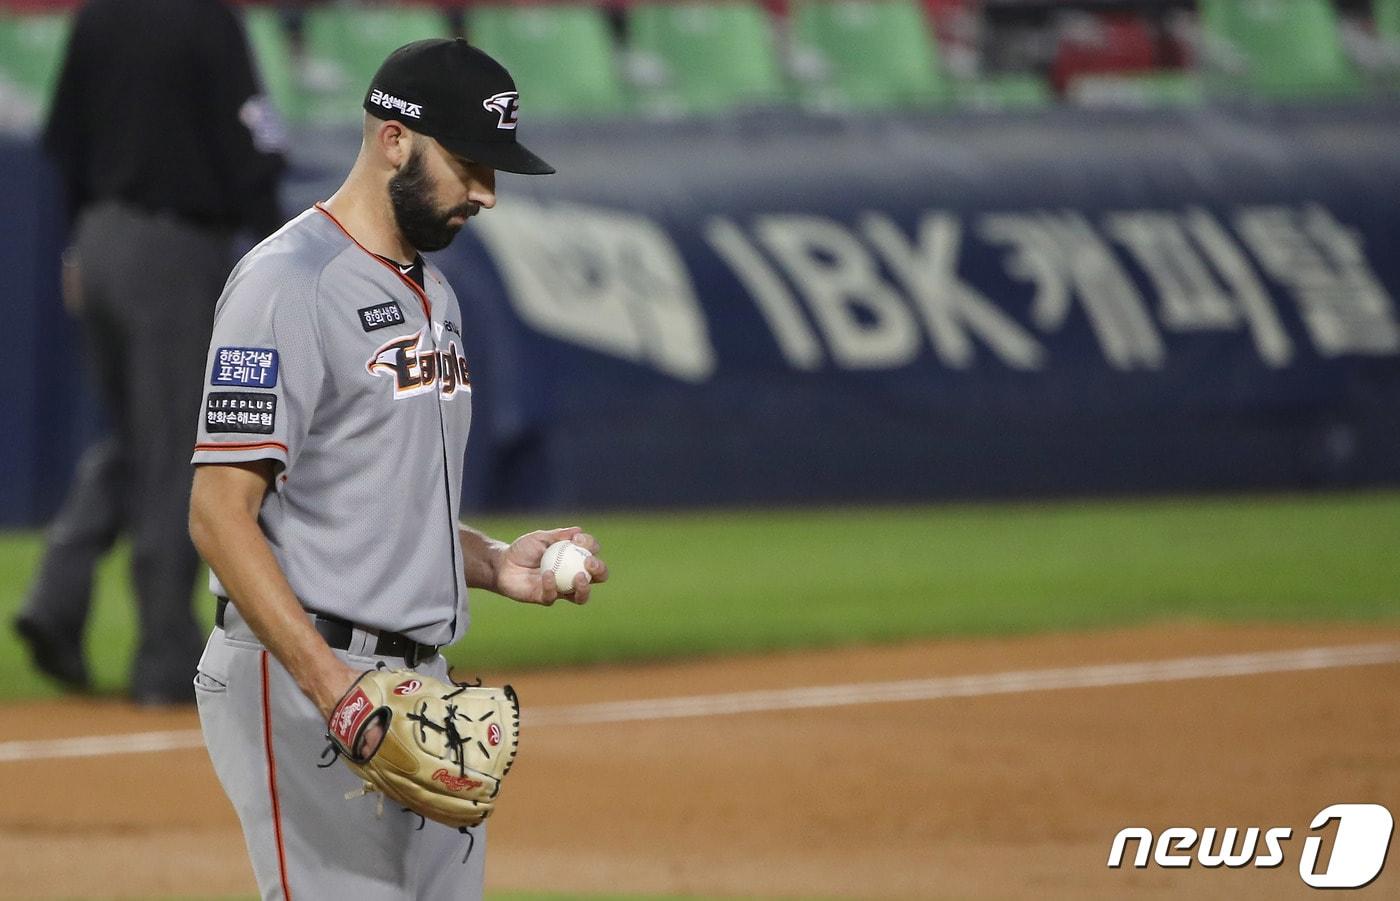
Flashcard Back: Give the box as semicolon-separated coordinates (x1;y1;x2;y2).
327;668;520;830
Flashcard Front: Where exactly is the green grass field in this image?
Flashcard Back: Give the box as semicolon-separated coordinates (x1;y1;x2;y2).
2;490;1398;701
9;491;1400;901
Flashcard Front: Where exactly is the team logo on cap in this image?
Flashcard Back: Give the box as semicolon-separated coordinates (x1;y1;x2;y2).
482;92;519;130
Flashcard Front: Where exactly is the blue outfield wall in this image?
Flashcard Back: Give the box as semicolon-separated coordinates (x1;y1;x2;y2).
3;104;1400;521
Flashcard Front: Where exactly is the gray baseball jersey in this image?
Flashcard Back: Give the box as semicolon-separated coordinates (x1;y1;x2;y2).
193;205;485;901
191;204;472;645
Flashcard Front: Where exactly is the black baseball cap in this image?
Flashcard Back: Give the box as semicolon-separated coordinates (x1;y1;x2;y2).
363;39;555;176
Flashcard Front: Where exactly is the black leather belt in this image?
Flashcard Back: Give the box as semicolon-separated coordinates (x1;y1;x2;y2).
215;597;440;667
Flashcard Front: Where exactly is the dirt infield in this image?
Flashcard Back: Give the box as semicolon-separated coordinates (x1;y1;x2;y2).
2;622;1398;900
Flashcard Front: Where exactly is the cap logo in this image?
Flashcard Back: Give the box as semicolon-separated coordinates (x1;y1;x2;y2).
482;92;520;130
369;88;422;119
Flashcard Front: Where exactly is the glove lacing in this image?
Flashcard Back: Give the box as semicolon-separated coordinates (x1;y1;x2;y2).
318;668;503;858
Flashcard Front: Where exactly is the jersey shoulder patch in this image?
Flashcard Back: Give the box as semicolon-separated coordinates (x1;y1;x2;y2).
205;392;277;434
211;347;279;387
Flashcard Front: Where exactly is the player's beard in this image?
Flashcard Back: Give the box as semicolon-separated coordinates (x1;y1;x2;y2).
388;147;474;253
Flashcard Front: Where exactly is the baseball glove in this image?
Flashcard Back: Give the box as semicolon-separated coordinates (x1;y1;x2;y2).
326;668;520;830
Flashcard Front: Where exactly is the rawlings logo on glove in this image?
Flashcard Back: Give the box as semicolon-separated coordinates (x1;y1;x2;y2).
325;668;520;830
330;690;374;745
432;769;485;792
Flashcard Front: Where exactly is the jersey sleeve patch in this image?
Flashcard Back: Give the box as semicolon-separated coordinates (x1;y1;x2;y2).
358;301;406;332
211;347;279;387
205;392;277;434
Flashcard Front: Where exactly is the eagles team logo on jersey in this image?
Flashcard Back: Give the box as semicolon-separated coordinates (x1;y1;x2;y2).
482;91;519;130
367;327;471;400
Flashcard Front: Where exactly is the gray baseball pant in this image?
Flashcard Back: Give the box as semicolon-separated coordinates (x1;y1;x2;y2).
196;608;485;900
22;202;227;697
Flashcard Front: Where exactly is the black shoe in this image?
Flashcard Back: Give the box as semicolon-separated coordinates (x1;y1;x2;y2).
13;615;92;691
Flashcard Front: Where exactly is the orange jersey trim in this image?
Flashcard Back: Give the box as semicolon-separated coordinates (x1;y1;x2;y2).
193;441;289;454
261;652;294;900
314;202;433;319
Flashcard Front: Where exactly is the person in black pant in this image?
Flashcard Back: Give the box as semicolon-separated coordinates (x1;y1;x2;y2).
14;0;286;705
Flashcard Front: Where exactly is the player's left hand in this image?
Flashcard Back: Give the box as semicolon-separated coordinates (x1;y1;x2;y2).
495;526;608;606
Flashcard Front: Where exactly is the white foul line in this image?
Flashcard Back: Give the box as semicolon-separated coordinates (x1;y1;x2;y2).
1;643;1398;764
526;642;1400;726
0;728;207;762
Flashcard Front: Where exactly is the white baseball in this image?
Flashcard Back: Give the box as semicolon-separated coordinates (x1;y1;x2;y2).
540;540;592;594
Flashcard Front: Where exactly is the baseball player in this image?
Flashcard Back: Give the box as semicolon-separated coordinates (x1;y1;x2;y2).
187;40;607;899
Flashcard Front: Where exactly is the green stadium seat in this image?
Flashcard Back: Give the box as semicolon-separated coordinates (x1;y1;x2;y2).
626;1;786;116
469;4;628;119
1377;0;1400;45
242;6;307;124
953;73;1052;111
1198;0;1363;98
301;5;451;124
790;0;947;111
0;10;72;117
1066;71;1205;108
